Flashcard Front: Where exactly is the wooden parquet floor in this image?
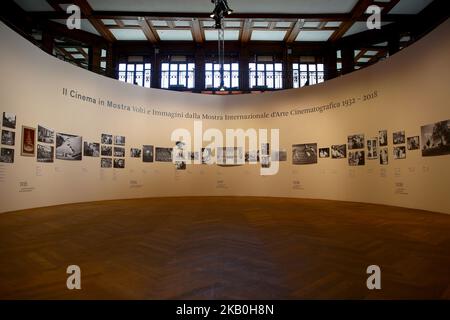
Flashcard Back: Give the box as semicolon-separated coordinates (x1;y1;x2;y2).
0;197;449;299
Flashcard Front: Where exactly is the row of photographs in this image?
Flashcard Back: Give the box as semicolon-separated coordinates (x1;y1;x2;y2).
1;115;449;165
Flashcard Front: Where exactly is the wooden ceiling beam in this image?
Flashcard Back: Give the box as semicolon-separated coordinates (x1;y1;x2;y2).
285;19;303;43
73;0;116;42
137;17;159;44
191;18;204;44
330;0;374;42
241;19;252;44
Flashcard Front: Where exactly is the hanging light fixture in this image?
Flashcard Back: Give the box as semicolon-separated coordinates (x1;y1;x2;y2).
210;0;234;91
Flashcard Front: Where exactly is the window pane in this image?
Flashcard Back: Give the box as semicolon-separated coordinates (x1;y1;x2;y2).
127;64;135;71
317;64;324;72
205;63;213;71
205;71;213;88
300;64;307;72
232;63;239;71
135;71;143;86
118;71;126;82
145;63;151;70
144;69;151;88
119;63;126;71
249;63;256;71
232;71;239;88
136;64;143;71
162;63;169;71
274;63;282;71
293;69;299;88
126;71;134;84
309;64;316;72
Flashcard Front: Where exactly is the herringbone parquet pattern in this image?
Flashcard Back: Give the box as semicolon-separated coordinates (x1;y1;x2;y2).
0;197;449;299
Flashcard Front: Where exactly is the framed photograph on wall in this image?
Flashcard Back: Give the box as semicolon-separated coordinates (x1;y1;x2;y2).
21;126;36;157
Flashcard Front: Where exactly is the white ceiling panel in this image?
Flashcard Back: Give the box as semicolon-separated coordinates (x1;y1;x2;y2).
174;21;191;27
122;19;140;26
51;19;100;36
296;30;334;42
343;21;392;37
325;21;342;28
205;30;240;41
102;19;116;25
71;53;85;59
251;30;287;41
225;21;242;28
156;30;193;41
110;29;147;40
390;0;434;14
303;21;321;28
14;0;53;11
87;0;359;14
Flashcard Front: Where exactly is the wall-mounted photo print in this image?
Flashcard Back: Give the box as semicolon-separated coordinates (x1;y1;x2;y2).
379;130;388;147
101;158;112;168
188;151;200;161
245;150;259;163
217;147;244;166
421;120;450;157
101;134;113;145
271;150;287;162
367;138;378;159
84;142;100;157
0;148;14;163
143;145;154;162
380;148;388;165
21;126;36;157
55;132;82;160
348;134;364;150
260;155;270;168
407;136;420;150
37;144;54;163
2;112;16;129
37;125;54;144
393;131;406;145
319;147;330;158
331;144;347;159
261;143;270;156
393;146;406;159
101;145;112;157
175;161;186;170
202;147;212;164
114;135;125;146
173;141;187;162
114;147;125;157
1;130;15;146
348;151;365;166
113;158;125;169
130;148;142;158
155;147;173;162
292;143;318;165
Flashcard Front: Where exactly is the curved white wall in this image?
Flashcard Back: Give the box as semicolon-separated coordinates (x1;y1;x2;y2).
0;20;449;214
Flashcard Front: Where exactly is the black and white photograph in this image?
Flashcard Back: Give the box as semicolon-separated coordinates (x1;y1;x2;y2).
101;134;113;145
55;132;82;160
348;134;364;150
1;130;15;146
393;131;406;145
113;158;125;169
202;147;212;164
37;125;54;144
271;150;287;162
379;130;388;147
245;150;259;163
101;158;112;168
101;145;112;157
2;112;16;129
261;143;270;156
37;144;54;163
0;148;14;163
155;147;173;162
114;147;125;157
331;144;347;159
114;135;126;146
319;147;330;158
83;142;100;157
380;148;388;165
173;141;187;161
143;145;154;162
217;147;244;165
421;120;450;157
130;148;142;158
367;138;378;160
175;161;186;170
348;151;365;166
407;136;420;150
292;143;318;165
393;146;406;159
260;155;270;168
188;151;200;161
